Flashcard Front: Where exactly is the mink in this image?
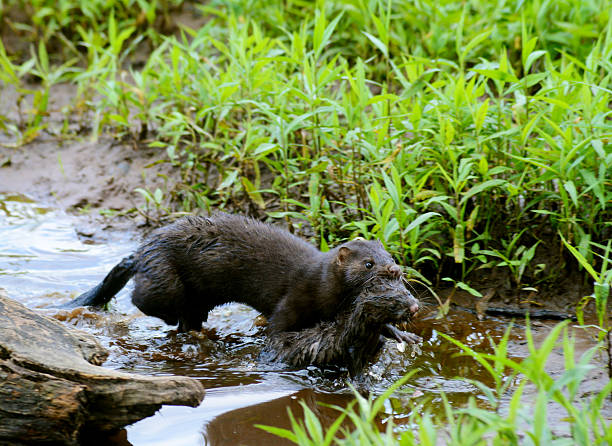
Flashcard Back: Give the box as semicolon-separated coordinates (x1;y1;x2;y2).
65;213;419;336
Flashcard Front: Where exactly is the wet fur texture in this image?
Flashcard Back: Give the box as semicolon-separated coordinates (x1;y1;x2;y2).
66;213;418;335
262;275;419;375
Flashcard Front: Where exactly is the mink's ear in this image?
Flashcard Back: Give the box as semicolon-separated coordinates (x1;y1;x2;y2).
337;246;351;265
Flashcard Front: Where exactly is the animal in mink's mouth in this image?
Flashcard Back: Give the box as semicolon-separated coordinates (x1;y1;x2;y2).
262;275;422;376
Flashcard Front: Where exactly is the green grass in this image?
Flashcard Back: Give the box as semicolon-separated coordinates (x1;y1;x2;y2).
65;1;612;274
1;0;610;315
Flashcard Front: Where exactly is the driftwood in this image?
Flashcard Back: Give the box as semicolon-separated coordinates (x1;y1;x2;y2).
0;290;205;445
262;276;420;376
453;302;577;321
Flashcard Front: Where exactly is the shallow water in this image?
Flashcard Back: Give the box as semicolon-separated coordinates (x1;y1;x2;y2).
0;193;606;445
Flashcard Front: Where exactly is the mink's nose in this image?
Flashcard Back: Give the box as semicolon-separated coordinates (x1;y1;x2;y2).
409;303;419;315
386;263;402;278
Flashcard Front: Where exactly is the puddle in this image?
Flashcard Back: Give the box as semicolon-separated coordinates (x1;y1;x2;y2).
1;192;608;445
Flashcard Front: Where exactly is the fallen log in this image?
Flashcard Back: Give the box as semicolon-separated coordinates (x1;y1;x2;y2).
0;290;205;445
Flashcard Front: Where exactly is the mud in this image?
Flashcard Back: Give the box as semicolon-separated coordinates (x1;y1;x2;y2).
0;83;183;230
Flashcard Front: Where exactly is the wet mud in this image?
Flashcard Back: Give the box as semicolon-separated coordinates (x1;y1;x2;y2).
1;192;609;445
0;83;183;230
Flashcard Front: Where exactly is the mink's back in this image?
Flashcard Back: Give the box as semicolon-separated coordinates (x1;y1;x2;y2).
134;213;321;315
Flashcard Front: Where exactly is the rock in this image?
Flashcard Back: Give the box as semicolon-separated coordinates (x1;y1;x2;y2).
75;223;96;238
115;161;131;176
0;290;205;445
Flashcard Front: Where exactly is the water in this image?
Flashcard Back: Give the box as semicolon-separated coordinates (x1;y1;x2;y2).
1;193;604;445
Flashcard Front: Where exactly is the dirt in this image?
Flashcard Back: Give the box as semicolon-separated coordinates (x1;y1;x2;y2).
0;2;210;228
1;136;167;216
441;270;597;321
0;84;181;230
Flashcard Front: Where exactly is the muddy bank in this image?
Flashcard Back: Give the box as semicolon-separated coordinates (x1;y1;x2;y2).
0;137;174;230
0;82;186;230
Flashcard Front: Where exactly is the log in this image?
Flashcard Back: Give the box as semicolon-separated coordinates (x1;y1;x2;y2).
0;290;205;445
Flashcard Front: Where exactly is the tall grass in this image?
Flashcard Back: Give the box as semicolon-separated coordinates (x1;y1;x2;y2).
2;0;611;292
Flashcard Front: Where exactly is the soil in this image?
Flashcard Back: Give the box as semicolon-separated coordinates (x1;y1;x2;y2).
0;83;180;230
0;3;209;229
1;135;171;218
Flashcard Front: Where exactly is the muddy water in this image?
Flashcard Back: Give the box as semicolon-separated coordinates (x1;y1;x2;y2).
1;193;607;445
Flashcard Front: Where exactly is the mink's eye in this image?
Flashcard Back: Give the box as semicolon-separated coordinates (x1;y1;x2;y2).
365;261;373;269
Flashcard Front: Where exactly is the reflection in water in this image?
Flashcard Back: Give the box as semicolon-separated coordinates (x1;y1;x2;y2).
0;192;137;307
204;389;355;446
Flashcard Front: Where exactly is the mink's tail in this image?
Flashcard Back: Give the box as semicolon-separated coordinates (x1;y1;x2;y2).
62;255;137;308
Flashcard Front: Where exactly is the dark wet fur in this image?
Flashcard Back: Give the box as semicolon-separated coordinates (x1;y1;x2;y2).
64;255;137;307
262;275;419;376
64;213;418;334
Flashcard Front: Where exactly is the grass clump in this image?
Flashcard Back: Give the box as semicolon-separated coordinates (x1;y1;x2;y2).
0;0;183;49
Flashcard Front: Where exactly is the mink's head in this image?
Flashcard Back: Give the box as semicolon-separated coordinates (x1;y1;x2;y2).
334;238;402;285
